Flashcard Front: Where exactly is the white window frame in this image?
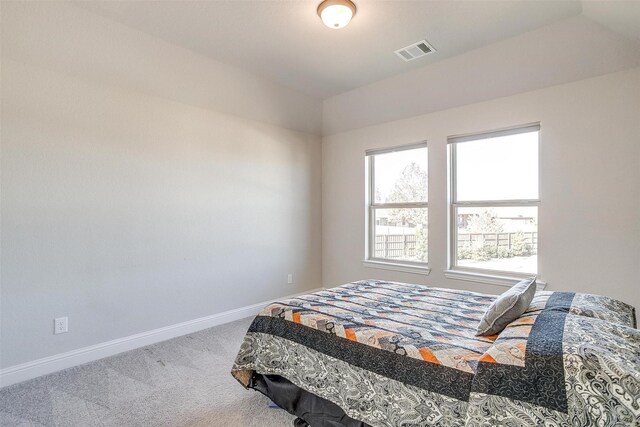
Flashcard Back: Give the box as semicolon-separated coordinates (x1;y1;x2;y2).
363;142;430;275
446;124;540;282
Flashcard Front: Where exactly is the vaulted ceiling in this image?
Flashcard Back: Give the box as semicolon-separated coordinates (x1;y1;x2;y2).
77;1;640;100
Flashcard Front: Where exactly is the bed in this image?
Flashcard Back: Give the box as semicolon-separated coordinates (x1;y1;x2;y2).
231;280;639;426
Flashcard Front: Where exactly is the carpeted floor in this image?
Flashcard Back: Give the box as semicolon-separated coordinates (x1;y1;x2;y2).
0;317;296;427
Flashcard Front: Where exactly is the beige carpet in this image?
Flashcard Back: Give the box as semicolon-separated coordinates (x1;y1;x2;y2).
0;317;296;427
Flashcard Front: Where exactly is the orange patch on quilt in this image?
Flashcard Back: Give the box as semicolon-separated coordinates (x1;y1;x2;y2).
480;353;497;363
462;352;484;362
419;348;440;364
512;316;535;326
345;328;357;342
292;312;301;323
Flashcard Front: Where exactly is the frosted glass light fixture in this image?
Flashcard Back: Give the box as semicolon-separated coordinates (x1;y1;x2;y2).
317;0;357;29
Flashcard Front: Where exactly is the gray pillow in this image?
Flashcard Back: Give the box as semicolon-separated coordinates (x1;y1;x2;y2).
476;277;537;336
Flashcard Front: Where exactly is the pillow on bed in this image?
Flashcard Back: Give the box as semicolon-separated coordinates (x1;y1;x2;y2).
476;277;537;336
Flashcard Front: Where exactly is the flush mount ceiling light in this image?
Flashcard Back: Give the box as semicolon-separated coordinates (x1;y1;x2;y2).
317;0;357;29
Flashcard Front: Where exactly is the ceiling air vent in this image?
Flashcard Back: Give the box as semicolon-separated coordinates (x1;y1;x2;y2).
394;40;436;62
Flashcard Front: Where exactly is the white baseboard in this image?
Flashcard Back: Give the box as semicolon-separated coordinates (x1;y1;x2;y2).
0;287;323;388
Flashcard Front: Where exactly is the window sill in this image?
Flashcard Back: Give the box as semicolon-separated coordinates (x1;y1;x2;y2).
444;269;547;290
362;260;431;276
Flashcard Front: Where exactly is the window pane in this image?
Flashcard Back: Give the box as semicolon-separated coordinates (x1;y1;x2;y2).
455;131;538;201
455;206;537;273
373;207;427;263
374;147;427;203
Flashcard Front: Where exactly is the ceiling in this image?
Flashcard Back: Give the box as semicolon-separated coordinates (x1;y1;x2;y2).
582;1;640;42
77;0;589;99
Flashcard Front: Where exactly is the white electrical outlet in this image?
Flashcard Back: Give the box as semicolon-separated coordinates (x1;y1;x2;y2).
287;274;293;284
54;317;68;334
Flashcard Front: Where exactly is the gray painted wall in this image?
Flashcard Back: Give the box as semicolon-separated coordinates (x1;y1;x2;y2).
0;3;322;369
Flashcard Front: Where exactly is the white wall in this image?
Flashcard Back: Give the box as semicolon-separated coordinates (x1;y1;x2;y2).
323;68;640;312
0;3;322;369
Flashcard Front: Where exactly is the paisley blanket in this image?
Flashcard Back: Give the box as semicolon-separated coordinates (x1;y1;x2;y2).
231;280;639;426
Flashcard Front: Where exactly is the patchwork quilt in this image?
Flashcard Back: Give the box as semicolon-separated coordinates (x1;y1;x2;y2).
231;280;639;426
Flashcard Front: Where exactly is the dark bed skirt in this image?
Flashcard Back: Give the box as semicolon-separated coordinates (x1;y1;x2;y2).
249;372;372;427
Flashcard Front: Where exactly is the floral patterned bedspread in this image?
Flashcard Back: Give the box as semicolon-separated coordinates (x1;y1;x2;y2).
231;280;639;426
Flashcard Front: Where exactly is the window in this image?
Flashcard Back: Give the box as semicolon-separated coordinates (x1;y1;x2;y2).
449;124;539;276
366;143;428;269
